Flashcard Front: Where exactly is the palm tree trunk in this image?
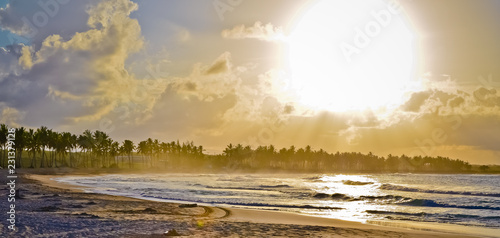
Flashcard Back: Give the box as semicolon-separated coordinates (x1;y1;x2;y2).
30;151;35;168
40;148;45;168
52;151;56;168
128;153;132;168
17;150;23;169
83;150;87;168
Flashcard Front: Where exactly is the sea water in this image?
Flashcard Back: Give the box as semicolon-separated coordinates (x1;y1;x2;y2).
55;173;500;237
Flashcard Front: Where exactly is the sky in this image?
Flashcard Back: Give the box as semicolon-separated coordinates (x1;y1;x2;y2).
0;0;499;164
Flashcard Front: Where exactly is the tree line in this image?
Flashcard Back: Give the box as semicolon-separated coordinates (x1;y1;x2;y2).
0;124;477;173
219;144;473;172
0;124;202;169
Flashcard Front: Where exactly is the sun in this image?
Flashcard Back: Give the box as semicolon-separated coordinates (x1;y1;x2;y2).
287;0;417;112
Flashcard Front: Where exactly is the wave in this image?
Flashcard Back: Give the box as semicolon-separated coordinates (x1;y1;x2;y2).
205;186;267;191
140;193;343;210
367;210;500;227
311;192;500;211
380;183;500;198
366;210;426;216
221;202;343;210
359;195;408;201
343;180;374;186
259;185;292;189
312;193;355;200
303;176;322;181
312;193;410;202
205;184;291;191
366;210;499;219
139;191;343;210
399;199;500;210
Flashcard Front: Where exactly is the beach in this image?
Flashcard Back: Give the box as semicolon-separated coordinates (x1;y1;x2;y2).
0;170;490;238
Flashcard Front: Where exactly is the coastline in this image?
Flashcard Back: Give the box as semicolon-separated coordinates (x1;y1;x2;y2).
8;172;489;237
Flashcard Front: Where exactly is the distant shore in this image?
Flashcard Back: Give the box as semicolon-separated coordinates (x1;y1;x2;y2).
1;169;491;237
10;166;500;176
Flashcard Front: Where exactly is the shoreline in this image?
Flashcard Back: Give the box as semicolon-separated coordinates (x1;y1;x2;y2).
21;173;493;237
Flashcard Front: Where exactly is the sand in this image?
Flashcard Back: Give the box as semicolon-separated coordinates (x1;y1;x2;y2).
0;170;490;238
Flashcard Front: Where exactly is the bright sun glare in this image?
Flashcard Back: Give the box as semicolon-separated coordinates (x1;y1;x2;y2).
288;0;417;112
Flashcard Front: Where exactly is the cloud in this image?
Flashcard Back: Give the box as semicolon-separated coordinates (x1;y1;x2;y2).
334;77;500;160
401;91;432;112
204;51;231;75
172;52;240;102
0;102;24;126
18;45;32;69
222;21;285;41
108;52;245;141
47;85;81;101
0;44;24;77
0;0;167;128
0;0;296;145
0;1;29;35
473;87;500;107
0;0;91;46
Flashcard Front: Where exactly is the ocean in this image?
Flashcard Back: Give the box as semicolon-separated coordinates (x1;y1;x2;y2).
55;173;500;237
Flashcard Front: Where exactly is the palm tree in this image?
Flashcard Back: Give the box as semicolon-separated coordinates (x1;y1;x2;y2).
0;124;8;168
175;140;181;157
121;139;134;168
153;139;160;166
14;127;27;168
71;133;78;167
93;130;110;168
137;140;148;167
109;141;120;167
103;137;113;167
36;126;49;168
79;129;94;167
53;132;64;167
46;129;57;167
160;142;170;168
385;154;400;172
197;145;204;158
27;128;39;168
223;143;234;157
58;132;75;167
51;130;70;168
146;138;154;166
76;135;86;167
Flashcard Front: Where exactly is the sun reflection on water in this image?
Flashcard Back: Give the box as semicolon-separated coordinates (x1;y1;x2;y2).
302;174;391;223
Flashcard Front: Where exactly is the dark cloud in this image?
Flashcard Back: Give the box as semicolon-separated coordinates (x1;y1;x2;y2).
283;104;294;114
183;81;197;91
447;96;465;108
473;87;500;107
204;52;230;75
401;91;431;112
